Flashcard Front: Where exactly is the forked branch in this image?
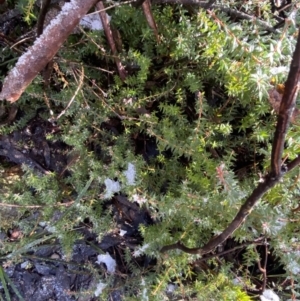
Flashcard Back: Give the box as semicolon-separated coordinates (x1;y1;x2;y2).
161;26;300;255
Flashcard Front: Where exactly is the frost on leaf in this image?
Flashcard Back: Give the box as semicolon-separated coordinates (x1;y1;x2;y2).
132;194;147;205
141;278;149;301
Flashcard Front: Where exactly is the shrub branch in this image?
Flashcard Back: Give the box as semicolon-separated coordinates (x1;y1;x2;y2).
161;26;300;255
152;0;278;33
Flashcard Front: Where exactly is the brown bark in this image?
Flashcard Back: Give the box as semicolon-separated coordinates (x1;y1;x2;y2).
0;0;98;102
271;36;300;178
96;2;127;81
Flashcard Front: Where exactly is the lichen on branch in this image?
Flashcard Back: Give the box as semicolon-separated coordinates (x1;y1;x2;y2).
0;0;98;102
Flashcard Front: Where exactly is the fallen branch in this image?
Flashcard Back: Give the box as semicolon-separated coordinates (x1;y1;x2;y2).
161;26;300;255
0;0;98;102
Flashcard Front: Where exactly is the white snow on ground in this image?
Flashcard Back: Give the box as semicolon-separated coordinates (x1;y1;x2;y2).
96;252;116;273
104;179;121;198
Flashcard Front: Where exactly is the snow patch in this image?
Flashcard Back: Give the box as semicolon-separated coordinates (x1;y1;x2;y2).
80;13;110;30
39;221;56;233
260;289;280;301
94;281;107;297
286;250;300;275
166;283;177;293
232;277;243;286
96;252;116;273
20;261;30;269
124;163;136;186
270;66;289;75
104;179;121;198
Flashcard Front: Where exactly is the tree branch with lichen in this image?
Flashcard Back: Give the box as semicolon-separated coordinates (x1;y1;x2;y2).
0;0;98;102
161;26;300;255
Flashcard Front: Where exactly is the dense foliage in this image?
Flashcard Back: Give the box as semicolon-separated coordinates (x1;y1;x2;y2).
1;0;300;299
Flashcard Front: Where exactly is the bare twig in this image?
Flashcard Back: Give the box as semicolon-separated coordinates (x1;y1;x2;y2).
287;155;300;172
89;0;136;15
0;201;74;208
193;238;266;264
161;176;278;254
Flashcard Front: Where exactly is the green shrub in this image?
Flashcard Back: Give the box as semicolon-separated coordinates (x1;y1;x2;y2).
0;1;299;299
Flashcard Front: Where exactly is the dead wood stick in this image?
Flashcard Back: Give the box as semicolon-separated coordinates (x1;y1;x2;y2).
0;0;98;102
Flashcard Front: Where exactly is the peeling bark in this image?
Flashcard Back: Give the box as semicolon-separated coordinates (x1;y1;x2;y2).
0;0;98;102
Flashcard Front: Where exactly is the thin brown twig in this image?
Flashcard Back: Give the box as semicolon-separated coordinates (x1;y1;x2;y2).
55;66;84;120
286;154;300;172
88;0;137;15
254;244;268;293
151;0;278;33
96;1;127;81
193;238;266;263
142;0;160;43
